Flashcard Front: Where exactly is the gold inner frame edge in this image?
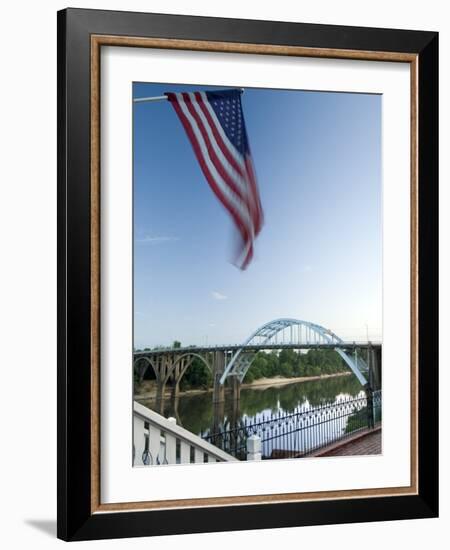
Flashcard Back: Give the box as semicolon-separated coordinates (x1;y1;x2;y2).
90;35;419;514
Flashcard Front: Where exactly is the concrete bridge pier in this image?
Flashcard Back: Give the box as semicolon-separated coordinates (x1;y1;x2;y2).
212;399;225;431
229;378;241;452
172;395;182;425
155;382;166;414
171;380;180;400
170;360;182;400
212;351;226;403
155;355;171;414
230;374;241;403
211;399;225;447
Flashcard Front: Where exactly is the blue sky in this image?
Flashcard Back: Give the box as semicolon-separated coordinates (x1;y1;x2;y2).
133;82;381;349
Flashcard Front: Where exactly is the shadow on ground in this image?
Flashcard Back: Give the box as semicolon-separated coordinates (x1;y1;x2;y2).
25;519;56;538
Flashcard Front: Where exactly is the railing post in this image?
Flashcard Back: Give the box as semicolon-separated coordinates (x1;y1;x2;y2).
246;434;262;461
364;385;375;430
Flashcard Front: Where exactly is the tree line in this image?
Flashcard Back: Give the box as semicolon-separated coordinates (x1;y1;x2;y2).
244;348;350;383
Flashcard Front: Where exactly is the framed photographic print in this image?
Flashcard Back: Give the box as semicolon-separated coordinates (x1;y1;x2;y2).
57;8;438;541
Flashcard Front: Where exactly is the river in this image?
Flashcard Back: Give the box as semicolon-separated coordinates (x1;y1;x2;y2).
138;374;366;450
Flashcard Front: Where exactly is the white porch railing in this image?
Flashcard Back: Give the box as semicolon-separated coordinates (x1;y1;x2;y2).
133;401;238;466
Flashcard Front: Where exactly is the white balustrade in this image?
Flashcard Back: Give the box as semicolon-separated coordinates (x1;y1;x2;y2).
133;401;238;466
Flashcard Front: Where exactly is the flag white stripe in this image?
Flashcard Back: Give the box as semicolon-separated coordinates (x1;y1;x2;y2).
175;94;255;240
187;93;251;205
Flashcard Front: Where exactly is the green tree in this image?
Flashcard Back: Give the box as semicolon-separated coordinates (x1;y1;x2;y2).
279;362;294;377
279;349;298;368
180;358;212;390
252;354;268;378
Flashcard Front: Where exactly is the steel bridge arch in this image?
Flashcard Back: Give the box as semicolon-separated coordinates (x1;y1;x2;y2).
219;318;368;386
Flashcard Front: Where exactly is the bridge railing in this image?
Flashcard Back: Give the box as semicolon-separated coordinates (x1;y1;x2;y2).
133;402;238;466
202;391;382;460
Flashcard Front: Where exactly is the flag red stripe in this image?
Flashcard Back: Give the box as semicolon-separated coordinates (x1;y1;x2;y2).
245;156;263;235
238;240;254;270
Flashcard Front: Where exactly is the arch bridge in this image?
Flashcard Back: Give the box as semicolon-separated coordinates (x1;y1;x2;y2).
134;318;380;409
218;319;369;386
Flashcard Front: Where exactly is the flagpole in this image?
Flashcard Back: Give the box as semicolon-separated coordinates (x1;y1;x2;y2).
133;88;245;104
134;95;168;103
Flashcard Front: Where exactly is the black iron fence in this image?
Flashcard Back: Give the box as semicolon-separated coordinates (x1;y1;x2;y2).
202;391;382;460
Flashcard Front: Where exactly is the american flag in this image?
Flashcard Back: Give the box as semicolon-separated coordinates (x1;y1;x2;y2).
165;89;263;269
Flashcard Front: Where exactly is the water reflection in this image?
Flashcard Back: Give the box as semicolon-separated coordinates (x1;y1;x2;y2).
138;374;364;437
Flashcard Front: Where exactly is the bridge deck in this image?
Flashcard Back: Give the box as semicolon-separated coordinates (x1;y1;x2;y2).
135;342;382;356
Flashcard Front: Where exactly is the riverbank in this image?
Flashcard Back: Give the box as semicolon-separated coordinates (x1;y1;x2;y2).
134;371;351;400
242;371;351;390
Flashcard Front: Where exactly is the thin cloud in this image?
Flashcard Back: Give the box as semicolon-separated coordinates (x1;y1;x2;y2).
211;291;227;301
136;235;179;245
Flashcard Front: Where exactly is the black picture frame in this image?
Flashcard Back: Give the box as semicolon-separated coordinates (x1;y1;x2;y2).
57;7;438;541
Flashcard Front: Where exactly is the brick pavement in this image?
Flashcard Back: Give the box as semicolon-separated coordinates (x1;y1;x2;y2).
318;429;381;457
